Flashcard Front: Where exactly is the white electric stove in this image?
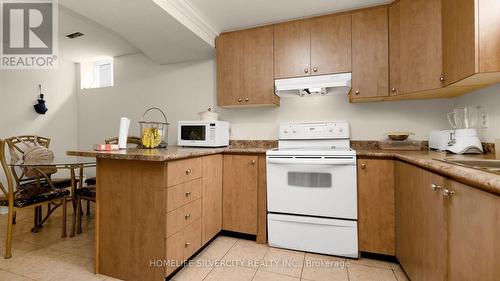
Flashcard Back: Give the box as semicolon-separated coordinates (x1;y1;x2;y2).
266;121;358;258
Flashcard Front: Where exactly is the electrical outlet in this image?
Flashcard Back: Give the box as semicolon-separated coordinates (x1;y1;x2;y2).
481;112;489;128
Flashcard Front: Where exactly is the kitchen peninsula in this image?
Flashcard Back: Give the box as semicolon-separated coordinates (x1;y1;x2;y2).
68;144;273;281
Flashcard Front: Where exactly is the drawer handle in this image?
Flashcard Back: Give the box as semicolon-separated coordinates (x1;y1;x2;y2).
431;183;442;191
184;242;191;248
185;191;191;197
443;189;455;197
185;168;192;175
185;213;191;220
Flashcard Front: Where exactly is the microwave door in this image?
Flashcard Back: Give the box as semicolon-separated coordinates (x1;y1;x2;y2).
181;125;207;141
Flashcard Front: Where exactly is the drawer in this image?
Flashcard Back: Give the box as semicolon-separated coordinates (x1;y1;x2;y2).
167;157;202;187
166;198;202;238
183;219;202;259
165;219;202;276
167;178;202;212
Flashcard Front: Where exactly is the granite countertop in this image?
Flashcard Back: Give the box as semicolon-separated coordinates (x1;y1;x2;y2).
67;140;277;161
357;149;500;196
68;141;500;196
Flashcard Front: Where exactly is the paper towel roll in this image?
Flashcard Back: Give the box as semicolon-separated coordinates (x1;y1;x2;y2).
118;117;131;149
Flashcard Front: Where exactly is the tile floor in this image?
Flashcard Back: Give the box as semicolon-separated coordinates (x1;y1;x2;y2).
0;206;410;281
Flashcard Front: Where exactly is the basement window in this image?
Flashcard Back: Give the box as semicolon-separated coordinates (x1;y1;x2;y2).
80;58;114;89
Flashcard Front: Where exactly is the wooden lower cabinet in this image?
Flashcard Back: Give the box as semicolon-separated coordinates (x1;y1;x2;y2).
447;181;500;281
395;162;447;281
357;159;395;255
201;155;223;245
222;155;259;235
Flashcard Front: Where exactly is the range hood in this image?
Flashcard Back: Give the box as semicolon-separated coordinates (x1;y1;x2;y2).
275;73;352;97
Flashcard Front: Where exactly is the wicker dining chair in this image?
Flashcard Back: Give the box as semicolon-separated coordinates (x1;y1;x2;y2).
5;136;75;226
0;139;69;258
75;136;142;233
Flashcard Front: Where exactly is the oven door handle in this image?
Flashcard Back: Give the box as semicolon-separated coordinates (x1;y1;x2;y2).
267;158;355;165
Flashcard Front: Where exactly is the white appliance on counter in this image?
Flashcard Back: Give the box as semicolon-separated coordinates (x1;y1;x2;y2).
429;130;453;151
445;107;483;154
266;121;358;258
177;121;229;147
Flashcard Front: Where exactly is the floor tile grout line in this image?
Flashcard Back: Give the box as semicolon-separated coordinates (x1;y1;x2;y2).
201;237;239;281
0;267;36;280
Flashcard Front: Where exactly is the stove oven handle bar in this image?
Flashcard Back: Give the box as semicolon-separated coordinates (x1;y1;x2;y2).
267;157;356;165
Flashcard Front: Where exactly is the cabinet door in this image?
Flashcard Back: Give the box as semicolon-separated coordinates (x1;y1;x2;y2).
222;155;258;234
216;32;244;106
442;0;477;86
395;162;446;281
274;20;311;79
352;6;389;99
389;0;443;95
358;159;395;255
448;181;500;281
310;14;352;76
242;26;275;105
201;155;223;245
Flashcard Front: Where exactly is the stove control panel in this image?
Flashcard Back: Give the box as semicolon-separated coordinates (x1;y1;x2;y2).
279;121;350;140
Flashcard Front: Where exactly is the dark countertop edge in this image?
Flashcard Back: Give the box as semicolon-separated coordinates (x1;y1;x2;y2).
358;151;500;197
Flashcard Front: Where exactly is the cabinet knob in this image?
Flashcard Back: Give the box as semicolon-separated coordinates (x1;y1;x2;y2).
185;213;191;220
361;163;366;169
245;97;249;102
185;168;192;175
313;67;318;72
440;76;445;82
391;88;396;92
251;160;256;165
431;183;442;191
355;90;360;95
238;98;242;102
443;189;455;197
304;68;309;73
185;191;191;197
184;242;191;248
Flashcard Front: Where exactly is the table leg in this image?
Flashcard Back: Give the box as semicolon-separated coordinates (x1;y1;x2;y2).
31;206;41;233
70;167;77;237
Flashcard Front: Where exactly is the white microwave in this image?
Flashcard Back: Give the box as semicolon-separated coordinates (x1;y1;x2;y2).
177;121;230;147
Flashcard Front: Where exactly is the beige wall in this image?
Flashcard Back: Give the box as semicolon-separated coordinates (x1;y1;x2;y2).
453;84;500;142
77;53;462;148
0;59;78;183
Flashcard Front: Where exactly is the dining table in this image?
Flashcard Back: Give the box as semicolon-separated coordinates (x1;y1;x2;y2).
9;156;96;236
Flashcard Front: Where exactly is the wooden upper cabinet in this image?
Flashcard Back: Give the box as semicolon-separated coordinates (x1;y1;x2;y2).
310;14;352;75
216;26;277;107
274;20;311;79
242;26;276;106
442;0;500;86
389;0;443;95
351;6;389;99
357;159;395;255
216;32;244;106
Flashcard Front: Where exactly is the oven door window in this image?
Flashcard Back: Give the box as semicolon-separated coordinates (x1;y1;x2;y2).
287;171;332;188
181;126;206;141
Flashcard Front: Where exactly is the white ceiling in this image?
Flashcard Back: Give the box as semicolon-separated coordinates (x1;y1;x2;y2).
59;6;139;63
60;0;215;64
188;0;393;32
